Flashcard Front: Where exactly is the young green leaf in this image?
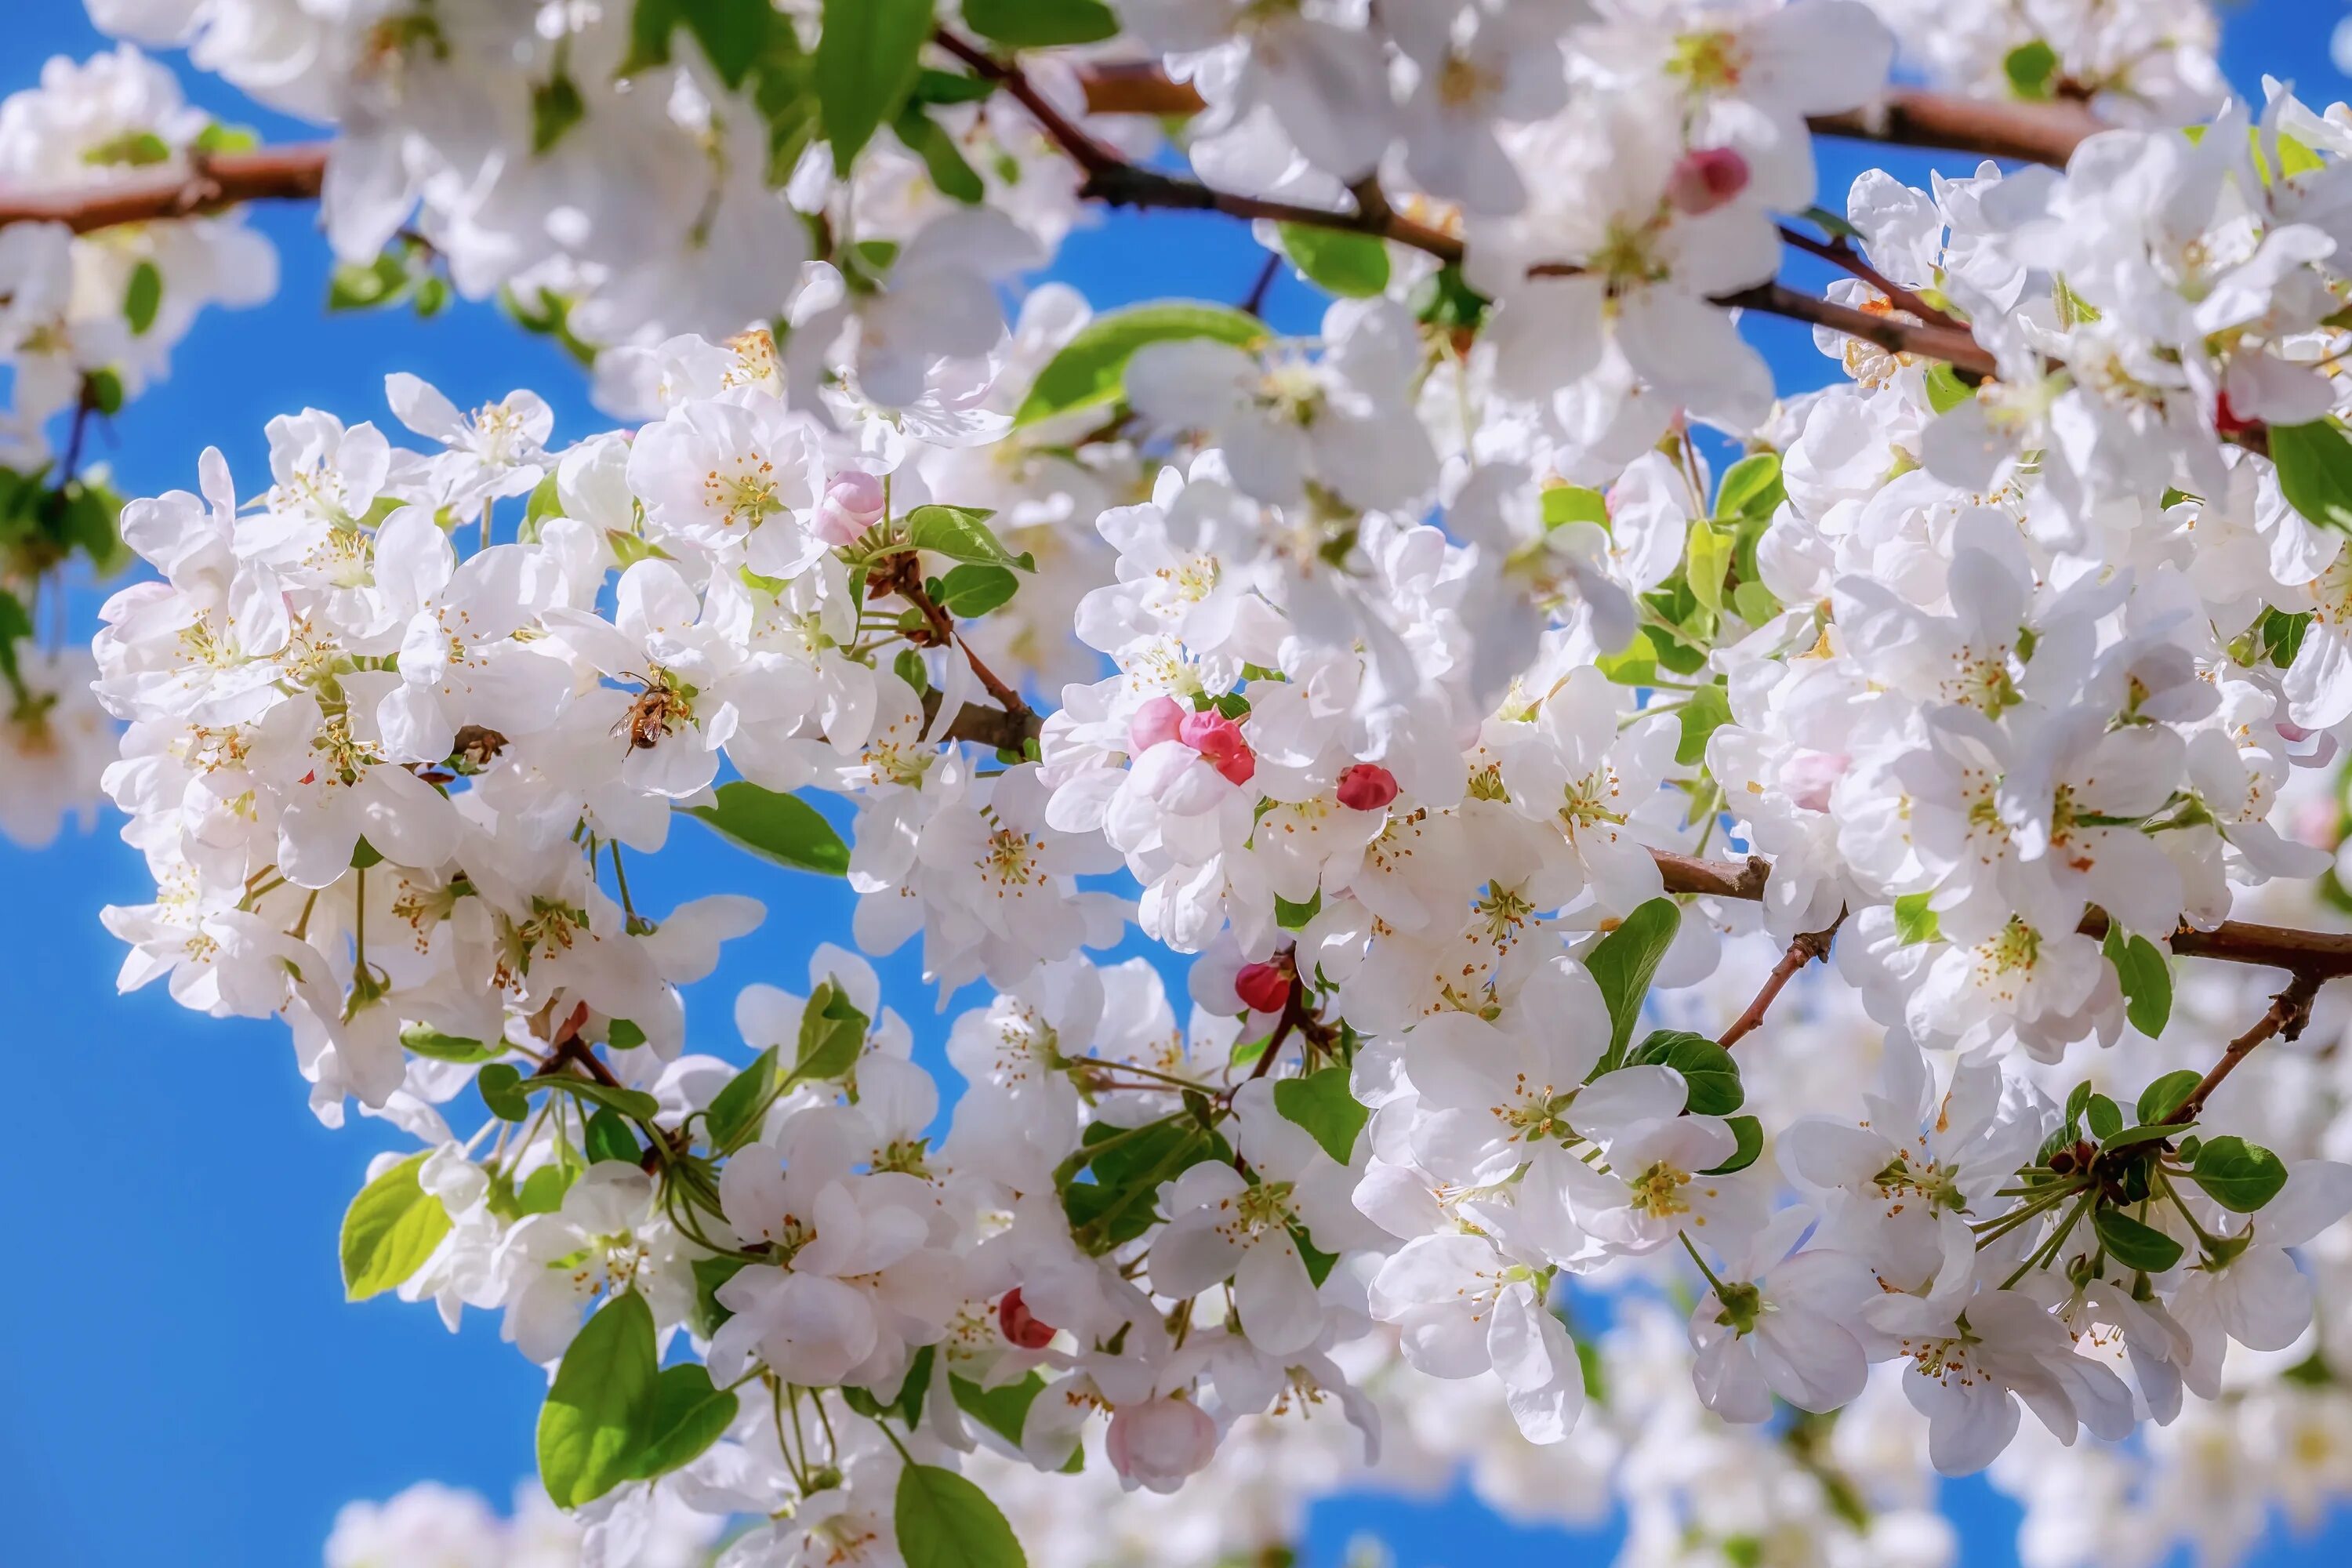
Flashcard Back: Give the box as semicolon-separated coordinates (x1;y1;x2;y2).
1893;892;1941;946
962;0;1119;47
2092;1205;2184;1272
683;782;851;875
816;0;932;174
1015;302;1268;426
952;1371;1047;1448
894;106;986;203
2136;1069;2203;1126
400;1024;502;1064
2102;926;2173;1038
2187;1135;2289;1212
908;505;1036;570
896;1462;1029;1568
1703;1114;1765;1174
2085;1092;2123;1143
538;1290;659;1508
340;1152;453;1301
478;1062;532;1121
933;563;1022;618
626;1363;739;1480
1274;224;1391;298
1273;1065;1371;1163
1629;1029;1745;1116
123;260;163;336
584;1106;641;1165
1675;682;1732;768
1712;452;1784;521
1587;898;1680;1073
2269;419;2352;533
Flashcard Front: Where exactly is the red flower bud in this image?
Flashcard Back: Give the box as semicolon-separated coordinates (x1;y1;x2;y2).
1178;710;1256;785
1234;960;1293;1014
998;1288;1055;1349
1335;762;1399;811
1127;695;1186;755
2215;390;2259;437
1667;147;1751;216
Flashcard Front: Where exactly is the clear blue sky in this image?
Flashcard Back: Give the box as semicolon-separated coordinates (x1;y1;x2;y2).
5;3;2352;1563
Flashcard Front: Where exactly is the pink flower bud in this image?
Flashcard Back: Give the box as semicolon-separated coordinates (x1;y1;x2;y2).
1178;709;1256;785
1128;695;1187;756
1667;147;1751;216
1106;1398;1219;1494
1234;960;1292;1015
1783;750;1851;814
998;1288;1056;1349
1335;762;1399;811
813;470;887;546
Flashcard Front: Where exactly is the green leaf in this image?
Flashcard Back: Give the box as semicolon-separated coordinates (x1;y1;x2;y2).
1587;898;1681;1073
340;1152;453;1301
933;563;1021;618
1731;580;1780;626
1542;484;1608;530
2101;926;2173;1038
550;1078;663;1122
627;1363;740;1479
909;505;1035;570
1275;224;1391;299
194;122;260;155
690;1254;747;1337
2270;419;2352;533
1062;1119;1230;1250
817;0;931;174
2101;1122;2189;1154
1893;892;1941;946
895;105;986;203
123;260;163;336
1675;681;1732;768
532;71;586;153
401;1024;502;1064
1712;453;1784;521
848;1343;935;1428
82;130;172;167
963;0;1119;48
507;1163;575;1218
1274;889;1321;931
1274;1065;1370;1163
1628;1029;1744;1116
328;251;414;312
2003;40;2060;100
684;781;851;874
2188;1135;2289;1213
1704;1114;1764;1175
1798;205;1861;242
913;68;1000;106
478;1062;532;1121
1924;362;1973;415
1684;521;1733;615
585;1107;641;1165
705;978;869;1151
1015;302;1269;426
2093;1205;2183;1272
538;1290;659;1508
1294;1225;1338;1287
2085;1092;2123;1142
2137;1069;2203;1126
85;368;124;416
952;1371;1047;1447
896;1462;1028;1568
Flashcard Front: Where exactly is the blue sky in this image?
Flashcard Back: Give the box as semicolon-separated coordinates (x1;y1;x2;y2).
6;2;2352;1564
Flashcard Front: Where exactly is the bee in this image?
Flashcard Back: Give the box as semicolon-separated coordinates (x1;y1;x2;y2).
616;684;687;751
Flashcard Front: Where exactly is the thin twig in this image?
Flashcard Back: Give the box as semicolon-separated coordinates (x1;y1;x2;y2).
2168;975;2321;1124
1240;251;1282;318
1718;914;1846;1050
1776;223;1963;331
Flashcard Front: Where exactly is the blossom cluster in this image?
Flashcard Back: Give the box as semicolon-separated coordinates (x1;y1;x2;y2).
17;2;2352;1568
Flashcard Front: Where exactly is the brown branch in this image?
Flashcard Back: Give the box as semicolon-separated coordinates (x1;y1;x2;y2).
0;143;330;232
1653;846;2352;981
1718;913;1845;1050
1776;223;1963;332
2167;975;2320;1124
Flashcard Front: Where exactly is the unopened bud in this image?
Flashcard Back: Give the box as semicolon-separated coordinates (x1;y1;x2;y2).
1667;147;1751;216
813;470;887;546
998;1288;1056;1349
1128;695;1187;756
1335;762;1399;811
1235;960;1293;1014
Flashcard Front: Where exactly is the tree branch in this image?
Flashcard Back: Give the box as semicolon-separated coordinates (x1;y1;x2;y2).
0;143;331;232
2168;975;2320;1124
1718;914;1845;1049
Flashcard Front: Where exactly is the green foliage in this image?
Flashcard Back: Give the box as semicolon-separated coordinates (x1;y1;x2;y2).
706;975;871;1152
631;1363;740;1478
1275;225;1391;298
2002;40;2060;100
2136;1069;2202;1126
2269;419;2352;532
1587;898;1680;1073
1274;1066;1370;1163
895;106;986;201
931;563;1022;618
2187;1134;2289;1213
817;0;933;173
340;1152;453;1301
1628;1029;1744;1116
962;0;1119;47
538;1290;659;1508
1704;1115;1764;1175
897;1463;1028;1568
123;260;163;336
1893;892;1942;946
909;504;1036;570
400;1024;502;1063
2093;1204;2183;1273
1015;302;1268;426
2101;926;2172;1037
683;782;851;874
